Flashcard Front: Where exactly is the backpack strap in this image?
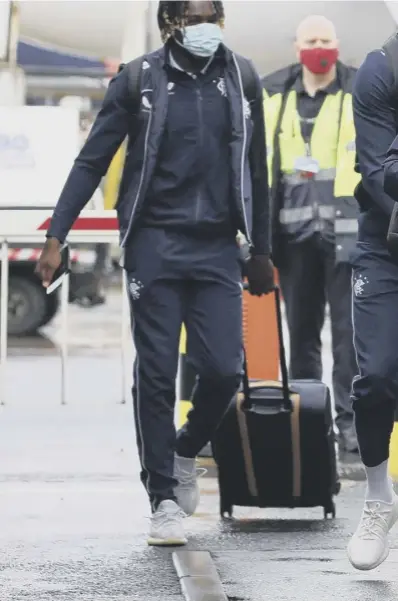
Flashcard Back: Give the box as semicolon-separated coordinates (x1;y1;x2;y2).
234;54;257;103
382;33;398;97
118;56;144;116
120;54;257;107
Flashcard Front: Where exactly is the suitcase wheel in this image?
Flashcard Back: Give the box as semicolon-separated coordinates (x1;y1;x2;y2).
323;500;336;519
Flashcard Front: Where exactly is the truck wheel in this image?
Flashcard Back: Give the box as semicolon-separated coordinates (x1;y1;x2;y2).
39;292;60;328
6;276;47;336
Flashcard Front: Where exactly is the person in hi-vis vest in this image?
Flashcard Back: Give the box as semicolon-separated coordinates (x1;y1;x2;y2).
262;15;360;454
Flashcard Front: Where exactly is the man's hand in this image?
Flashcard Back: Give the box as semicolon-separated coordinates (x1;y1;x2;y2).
246;254;275;296
35;238;62;288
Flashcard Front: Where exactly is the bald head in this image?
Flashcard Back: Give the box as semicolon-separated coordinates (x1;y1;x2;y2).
295;15;338;55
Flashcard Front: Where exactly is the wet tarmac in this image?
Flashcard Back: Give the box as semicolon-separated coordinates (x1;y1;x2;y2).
1;289;391;600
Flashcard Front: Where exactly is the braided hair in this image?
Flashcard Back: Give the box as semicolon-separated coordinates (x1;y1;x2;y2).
157;1;225;43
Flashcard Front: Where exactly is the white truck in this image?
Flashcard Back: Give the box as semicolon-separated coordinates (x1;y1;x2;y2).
0;104;98;335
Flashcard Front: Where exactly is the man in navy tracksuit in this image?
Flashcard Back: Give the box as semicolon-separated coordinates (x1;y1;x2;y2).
347;42;398;571
36;1;274;546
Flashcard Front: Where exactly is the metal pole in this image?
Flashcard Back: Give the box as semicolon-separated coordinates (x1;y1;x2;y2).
0;1;26;107
7;1;18;68
60;272;70;405
145;0;153;53
120;0;146;62
0;241;9;406
120;270;130;404
118;1;146;405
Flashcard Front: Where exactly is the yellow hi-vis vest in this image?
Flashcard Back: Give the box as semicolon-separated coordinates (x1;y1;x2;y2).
263;88;360;236
103;142;127;210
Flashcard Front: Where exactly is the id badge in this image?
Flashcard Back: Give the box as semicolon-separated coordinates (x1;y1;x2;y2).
294;156;320;175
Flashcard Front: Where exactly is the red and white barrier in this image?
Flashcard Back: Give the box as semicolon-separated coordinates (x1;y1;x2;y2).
7;247;96;263
0;209;119;243
0;209;130;406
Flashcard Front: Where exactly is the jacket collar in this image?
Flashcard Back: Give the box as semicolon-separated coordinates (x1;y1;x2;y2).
293;74;340;95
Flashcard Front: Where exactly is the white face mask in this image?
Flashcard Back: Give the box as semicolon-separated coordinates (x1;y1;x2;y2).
181;22;223;57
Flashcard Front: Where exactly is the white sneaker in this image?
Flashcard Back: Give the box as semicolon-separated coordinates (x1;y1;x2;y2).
147;500;187;546
347;493;398;570
173;454;206;516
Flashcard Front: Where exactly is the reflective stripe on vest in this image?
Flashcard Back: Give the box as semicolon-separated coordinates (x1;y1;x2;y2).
282;167;336;186
280;204;334;225
335;218;358;234
280;210;358;233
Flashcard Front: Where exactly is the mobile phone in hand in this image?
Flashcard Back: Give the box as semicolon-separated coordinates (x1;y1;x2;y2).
46;244;71;295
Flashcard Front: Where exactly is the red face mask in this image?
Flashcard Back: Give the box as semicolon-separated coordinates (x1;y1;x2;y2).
299;47;339;74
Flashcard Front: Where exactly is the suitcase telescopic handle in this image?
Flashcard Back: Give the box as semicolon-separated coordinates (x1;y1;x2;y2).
242;283;292;412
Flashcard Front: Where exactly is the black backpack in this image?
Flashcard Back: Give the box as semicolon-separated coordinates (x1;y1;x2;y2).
118;53;258;116
380;33;398;252
382;32;398;94
354;35;398;175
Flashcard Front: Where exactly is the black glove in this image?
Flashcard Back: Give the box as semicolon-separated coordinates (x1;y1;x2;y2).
245;254;275;296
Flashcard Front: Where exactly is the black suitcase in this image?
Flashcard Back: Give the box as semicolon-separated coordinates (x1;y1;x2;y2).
212;287;340;519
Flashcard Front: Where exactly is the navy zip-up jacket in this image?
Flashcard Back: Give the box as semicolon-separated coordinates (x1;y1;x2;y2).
47;43;271;257
353;49;396;243
141;49;235;234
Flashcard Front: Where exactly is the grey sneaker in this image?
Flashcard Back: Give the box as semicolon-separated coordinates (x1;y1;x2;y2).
347;493;398;570
174;454;206;516
147;500;187;547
